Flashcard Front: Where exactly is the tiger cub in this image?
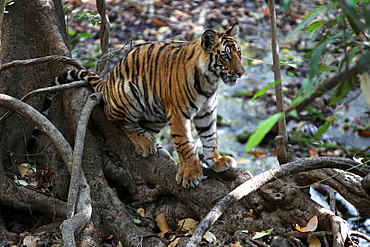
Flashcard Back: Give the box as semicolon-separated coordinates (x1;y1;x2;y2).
36;24;244;188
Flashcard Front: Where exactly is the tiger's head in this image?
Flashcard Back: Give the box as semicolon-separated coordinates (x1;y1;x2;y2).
201;24;245;86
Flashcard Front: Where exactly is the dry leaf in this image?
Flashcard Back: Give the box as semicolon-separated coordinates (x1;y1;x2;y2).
231;241;243;247
156;213;171;234
177;218;198;231
358;130;370;137
167;237;180;247
308;146;318;158
308;235;321;247
18;163;33;178
153;18;164;26
43;165;54;178
203;230;216;243
23;235;40;247
247;209;255;218
252;228;273;239
187;227;196;236
137;208;145;217
248;150;266;159
295;216;318;232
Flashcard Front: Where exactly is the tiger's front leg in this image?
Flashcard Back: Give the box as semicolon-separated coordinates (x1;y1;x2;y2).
169;116;205;188
194;107;237;173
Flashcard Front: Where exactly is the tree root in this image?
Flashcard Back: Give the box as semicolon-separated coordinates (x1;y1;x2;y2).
187;157;368;246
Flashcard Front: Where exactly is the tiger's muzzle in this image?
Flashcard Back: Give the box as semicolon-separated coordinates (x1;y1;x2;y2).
221;69;244;86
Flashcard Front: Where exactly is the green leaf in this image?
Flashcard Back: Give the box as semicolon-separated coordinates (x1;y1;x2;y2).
314;118;336;139
329;78;356;105
283;0;291;13
77;32;93;38
245;113;283;152
252;80;281;101
289;6;327;37
132;219;141;224
307;38;336;81
339;0;364;35
339;45;362;71
355;50;370;72
252;228;274;239
290;94;305;108
302;78;314;97
306;20;325;33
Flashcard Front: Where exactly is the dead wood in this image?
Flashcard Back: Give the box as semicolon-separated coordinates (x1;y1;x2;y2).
61;93;101;246
187;157;368;246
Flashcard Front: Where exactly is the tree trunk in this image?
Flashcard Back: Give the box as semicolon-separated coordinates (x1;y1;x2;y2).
1;1;370;247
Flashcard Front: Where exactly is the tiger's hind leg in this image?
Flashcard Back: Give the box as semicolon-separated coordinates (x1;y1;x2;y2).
139;121;175;162
119;123;158;157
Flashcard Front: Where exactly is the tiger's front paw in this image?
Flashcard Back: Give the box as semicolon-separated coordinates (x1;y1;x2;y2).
176;161;206;188
212;155;237;173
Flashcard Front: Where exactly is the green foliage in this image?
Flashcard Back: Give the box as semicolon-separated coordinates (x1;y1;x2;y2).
297;0;369;100
64;8;102;69
72;10;100;26
245;0;370;151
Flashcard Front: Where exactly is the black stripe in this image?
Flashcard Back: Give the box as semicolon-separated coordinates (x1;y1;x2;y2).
193;68;214;98
196;120;215;135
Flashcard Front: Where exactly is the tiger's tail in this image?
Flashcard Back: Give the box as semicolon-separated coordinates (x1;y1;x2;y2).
27;69;105;151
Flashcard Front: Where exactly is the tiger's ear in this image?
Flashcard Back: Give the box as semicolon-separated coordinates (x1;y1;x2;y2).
226;23;239;37
201;29;217;51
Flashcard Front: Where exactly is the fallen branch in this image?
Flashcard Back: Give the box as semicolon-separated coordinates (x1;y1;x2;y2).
299;168;370;213
62;93;101;247
187;157;367;246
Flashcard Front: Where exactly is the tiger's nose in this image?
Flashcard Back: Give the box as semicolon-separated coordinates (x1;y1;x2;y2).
236;70;244;78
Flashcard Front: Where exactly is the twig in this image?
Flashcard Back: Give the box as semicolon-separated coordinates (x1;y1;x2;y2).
62;93;102;246
0;55;84;72
349;230;370;242
0;80;89;124
95;0;110;77
3;143;52;157
186;157;366;246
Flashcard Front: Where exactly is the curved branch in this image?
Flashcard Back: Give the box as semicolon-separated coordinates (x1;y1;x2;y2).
187;157;367;246
0;94;73;170
0;55;84;72
62;93;102;246
0;80;89;124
